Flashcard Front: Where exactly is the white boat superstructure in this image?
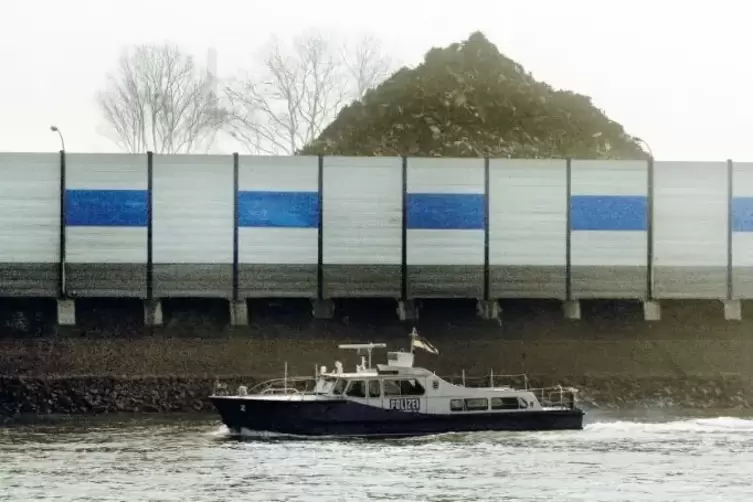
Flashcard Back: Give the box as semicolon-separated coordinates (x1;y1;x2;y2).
214;330;580;417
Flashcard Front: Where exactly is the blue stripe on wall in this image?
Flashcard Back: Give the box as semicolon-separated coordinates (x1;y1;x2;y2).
571;195;647;231
732;197;753;232
65;189;148;227
407;193;485;230
238;191;319;228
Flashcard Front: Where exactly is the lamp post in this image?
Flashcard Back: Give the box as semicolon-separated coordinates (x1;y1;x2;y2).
50;125;65;151
50;124;67;300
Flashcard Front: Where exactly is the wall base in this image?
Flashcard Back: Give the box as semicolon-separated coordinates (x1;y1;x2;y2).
56;299;76;326
230;300;248;326
563;300;581;320
477;300;500;320
311;299;335;320
724;300;742;321
144;300;163;327
643;301;661;321
397;300;418;321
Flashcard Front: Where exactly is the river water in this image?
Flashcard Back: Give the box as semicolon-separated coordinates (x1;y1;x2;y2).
2;409;752;502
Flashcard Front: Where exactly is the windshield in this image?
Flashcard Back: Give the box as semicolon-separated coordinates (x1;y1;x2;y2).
332;379;347;395
313;377;337;395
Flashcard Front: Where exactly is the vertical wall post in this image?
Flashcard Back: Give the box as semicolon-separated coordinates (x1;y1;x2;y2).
565;157;572;302
401;156;408;302
727;158;734;301
646;156;654;300
58;149;67;298
232;153;240;303
146;151;154;303
483;157;490;301
317;155;324;301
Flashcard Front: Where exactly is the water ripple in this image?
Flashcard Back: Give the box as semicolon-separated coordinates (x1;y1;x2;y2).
2;411;753;501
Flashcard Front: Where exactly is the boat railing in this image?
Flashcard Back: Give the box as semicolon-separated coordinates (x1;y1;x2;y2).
245;376;319;395
441;372;530;390
439;372;577;409
526;385;578;410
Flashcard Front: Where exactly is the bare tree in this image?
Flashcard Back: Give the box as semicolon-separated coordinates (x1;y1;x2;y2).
225;31;395;155
340;33;393;100
97;43;228;154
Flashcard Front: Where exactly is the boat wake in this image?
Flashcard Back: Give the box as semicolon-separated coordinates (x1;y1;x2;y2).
585;416;753;434
206;416;753;445
208;425;346;441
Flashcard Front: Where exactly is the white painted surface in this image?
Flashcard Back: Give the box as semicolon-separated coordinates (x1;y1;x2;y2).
571;159;647;195
407;157;484;266
653;161;728;266
0;152;60;263
238;155;318;191
66;153;147;189
489;159;566;266
731;163;753;266
153;154;233;264
732;162;753;197
571;231;647;266
733;234;753;267
66;227;147;263
65;153;148;264
407;157;484;193
239;228;318;265
238;155;318;265
323;156;402;265
407;230;484;266
571;159;648;267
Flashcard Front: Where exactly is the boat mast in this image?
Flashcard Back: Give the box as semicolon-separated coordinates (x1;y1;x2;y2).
336;342;387;370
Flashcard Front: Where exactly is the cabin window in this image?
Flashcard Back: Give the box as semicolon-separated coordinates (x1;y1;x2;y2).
367;380;381;398
400;379;425;396
315;378;336;394
432;380;439;390
346;380;366;398
332;379;347;396
491;397;522;410
450;399;464;412
465;398;489;411
383;378;425;397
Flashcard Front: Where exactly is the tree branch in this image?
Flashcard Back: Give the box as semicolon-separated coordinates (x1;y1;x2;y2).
96;43;228;154
225;30;395;155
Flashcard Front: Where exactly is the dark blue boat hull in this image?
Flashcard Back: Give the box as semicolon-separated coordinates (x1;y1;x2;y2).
210;397;585;438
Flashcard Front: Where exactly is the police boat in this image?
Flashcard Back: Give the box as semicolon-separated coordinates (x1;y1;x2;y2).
209;329;585;438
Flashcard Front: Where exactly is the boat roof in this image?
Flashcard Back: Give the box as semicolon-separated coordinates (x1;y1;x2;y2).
319;331;436;378
321;365;433;379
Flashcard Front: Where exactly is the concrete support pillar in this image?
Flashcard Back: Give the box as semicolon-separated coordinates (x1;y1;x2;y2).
144;300;163;327
56;299;76;326
476;300;501;320
230;299;249;326
311;299;335;320
397;300;418;321
643;300;661;321
724;299;742;321
563;300;581;320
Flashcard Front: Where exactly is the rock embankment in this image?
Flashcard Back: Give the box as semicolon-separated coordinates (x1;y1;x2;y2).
0;375;258;418
2;374;752;420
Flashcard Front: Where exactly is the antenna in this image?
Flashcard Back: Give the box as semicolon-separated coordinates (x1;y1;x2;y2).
337;342;387;370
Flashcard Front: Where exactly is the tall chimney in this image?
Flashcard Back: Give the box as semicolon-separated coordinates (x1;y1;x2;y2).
206;47;218;95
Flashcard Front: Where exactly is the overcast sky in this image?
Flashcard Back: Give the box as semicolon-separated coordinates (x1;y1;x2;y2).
2;0;750;161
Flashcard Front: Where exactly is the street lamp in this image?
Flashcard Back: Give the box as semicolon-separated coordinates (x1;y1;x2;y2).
50;125;65;151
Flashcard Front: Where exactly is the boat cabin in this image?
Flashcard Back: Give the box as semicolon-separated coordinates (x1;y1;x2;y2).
307;343;567;414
